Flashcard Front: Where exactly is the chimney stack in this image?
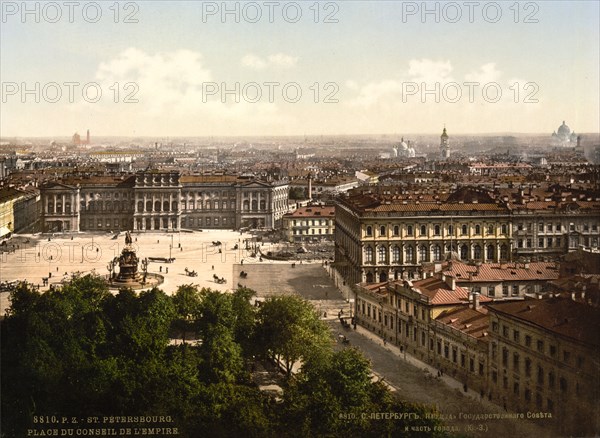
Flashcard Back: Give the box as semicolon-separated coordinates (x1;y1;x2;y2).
472;292;480;310
450;276;456;291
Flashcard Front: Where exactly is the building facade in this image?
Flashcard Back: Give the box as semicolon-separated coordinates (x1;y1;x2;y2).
335;187;513;285
40;171;289;233
355;274;491;396
282;205;335;242
487;299;600;436
335;185;600;285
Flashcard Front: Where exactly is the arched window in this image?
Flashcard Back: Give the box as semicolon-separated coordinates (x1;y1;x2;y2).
487;244;495;260
420;225;427;236
163;201;169;212
146;201;152;212
251;200;258;210
488;225;494;234
406;246;414;263
378;246;386;263
365;246;373;263
433;245;441;261
154;201;161;212
243;200;249;211
366;272;374;283
172;201;178;211
475;225;481;235
393;225;399;236
501;224;508;234
379;271;387;282
500;244;508;260
434;225;441;236
392;246;401;263
407;225;413;236
460;244;468;260
462;224;468;235
380;226;386;236
366;226;372;236
260;200;266;210
474;245;482;259
448;225;454;235
419;245;428;262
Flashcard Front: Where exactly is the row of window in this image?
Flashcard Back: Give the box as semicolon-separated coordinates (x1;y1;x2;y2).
520;222;599;233
492;323;585;367
292;219;332;226
365;224;509;237
181;217;228;227
364;243;509;264
293;229;331;235
85;218;130;229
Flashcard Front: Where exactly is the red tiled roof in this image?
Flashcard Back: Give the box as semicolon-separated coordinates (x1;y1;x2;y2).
286;206;335;218
488;298;600;348
411;276;492;305
443;261;559;282
435;306;490;340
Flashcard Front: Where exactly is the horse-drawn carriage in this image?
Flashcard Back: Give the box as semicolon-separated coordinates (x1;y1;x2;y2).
213;274;226;284
184;268;198;277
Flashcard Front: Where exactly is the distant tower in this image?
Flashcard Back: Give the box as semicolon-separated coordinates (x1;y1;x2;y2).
440;126;450;159
86;129;90;145
307;172;313;201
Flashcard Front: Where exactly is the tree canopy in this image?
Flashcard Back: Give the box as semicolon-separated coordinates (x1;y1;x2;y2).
1;276;448;437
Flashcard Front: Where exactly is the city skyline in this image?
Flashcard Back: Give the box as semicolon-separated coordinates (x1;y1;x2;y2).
1;1;599;137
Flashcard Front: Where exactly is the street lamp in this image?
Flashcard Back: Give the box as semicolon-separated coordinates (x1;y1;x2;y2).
141;257;148;283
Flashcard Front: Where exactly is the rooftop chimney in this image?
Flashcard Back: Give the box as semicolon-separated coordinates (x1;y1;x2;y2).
472;292;480;310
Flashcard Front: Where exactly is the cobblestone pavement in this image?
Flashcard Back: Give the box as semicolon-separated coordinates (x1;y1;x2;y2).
330;320;561;438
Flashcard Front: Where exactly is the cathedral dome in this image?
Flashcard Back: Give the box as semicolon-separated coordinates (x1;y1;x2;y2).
557;121;571;137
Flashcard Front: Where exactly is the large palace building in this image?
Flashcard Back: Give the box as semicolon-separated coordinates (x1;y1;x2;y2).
40;171;289;232
335;185;600;285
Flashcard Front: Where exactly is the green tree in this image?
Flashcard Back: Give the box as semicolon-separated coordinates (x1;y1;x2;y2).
257;295;331;377
172;284;202;341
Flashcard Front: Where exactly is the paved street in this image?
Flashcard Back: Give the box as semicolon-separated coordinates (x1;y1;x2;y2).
331;320;560;438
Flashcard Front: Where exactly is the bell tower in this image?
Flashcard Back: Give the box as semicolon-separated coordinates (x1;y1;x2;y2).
440;126;450;159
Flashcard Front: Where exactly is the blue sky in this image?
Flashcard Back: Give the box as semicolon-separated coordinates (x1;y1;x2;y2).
1;1;598;136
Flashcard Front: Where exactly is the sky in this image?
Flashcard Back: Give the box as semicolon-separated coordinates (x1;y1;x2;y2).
1;0;599;137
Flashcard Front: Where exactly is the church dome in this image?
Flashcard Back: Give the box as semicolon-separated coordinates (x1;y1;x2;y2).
399;137;408;150
441;127;448;138
557;121;571;137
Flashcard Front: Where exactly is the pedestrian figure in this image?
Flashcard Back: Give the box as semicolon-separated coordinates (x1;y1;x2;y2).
157;240;160;244
135;238;137;242
160;266;162;273
212;265;214;270
166;267;168;274
180;247;183;252
57;267;59;272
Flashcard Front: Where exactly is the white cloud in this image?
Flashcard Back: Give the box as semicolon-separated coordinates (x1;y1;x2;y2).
267;53;298;68
407;58;453;83
241;53;298;70
241;54;267;70
465;63;501;84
